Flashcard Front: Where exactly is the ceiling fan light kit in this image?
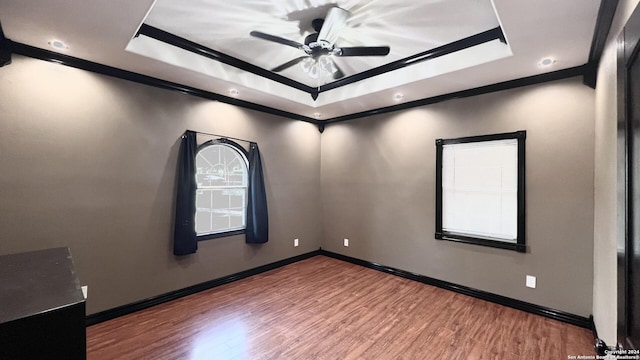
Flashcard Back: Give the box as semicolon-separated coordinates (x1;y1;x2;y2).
300;56;337;79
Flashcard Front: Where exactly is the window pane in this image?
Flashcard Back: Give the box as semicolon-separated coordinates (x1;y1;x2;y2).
195;143;248;236
442;139;518;241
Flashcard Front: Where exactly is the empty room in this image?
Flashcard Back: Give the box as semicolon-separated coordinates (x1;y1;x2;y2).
0;0;638;359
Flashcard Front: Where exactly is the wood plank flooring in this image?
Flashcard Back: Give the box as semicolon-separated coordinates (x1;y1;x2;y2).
87;256;596;359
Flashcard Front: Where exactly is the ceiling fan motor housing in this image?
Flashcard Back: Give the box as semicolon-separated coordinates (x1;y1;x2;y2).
304;32;319;46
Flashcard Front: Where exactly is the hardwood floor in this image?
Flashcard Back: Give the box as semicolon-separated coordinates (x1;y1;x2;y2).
87;256;595;359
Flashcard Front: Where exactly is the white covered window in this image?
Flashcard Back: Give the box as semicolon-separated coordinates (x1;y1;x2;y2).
435;131;525;252
195;141;248;237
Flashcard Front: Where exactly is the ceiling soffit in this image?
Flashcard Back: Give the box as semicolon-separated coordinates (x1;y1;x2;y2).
130;0;512;105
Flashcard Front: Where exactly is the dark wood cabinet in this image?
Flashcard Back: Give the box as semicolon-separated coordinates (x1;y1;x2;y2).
0;247;86;359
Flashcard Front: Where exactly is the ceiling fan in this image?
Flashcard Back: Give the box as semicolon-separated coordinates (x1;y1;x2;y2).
250;7;390;80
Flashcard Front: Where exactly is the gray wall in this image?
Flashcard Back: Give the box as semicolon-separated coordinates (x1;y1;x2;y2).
321;77;595;316
0;56;323;314
0;54;597;319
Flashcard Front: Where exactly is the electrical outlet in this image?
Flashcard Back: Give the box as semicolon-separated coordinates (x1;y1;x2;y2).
81;285;88;299
344;238;349;247
294;238;299;247
526;275;536;289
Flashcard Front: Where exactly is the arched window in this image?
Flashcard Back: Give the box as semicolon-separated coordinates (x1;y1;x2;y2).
194;140;249;238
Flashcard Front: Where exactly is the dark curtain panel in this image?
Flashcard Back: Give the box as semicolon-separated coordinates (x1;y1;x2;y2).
173;130;198;255
246;142;269;244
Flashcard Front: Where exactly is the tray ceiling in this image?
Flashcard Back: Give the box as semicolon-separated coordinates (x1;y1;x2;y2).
0;0;601;120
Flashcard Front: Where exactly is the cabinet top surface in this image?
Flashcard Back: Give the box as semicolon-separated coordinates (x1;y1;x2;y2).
0;247;85;324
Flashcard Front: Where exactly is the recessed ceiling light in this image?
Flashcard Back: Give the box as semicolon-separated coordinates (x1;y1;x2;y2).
393;93;404;101
313;112;322;119
228;88;239;96
48;39;68;50
538;57;556;68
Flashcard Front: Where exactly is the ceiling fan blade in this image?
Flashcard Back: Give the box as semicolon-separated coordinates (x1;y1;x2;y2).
317;7;349;46
336;46;390;57
250;31;305;50
271;56;309;72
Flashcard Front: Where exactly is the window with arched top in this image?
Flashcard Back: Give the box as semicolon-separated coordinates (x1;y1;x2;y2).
195;140;249;238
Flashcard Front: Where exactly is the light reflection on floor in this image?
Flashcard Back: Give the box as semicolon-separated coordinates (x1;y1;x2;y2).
189;318;248;360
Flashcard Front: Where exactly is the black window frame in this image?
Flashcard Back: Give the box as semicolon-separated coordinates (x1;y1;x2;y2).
195;138;249;241
435;131;526;253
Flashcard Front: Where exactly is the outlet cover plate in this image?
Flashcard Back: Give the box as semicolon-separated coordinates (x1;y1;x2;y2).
526;275;536;288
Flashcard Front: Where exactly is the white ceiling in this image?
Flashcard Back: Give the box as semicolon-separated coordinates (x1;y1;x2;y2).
0;0;600;121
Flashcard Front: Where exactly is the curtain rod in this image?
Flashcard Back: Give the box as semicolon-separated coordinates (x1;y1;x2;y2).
186;130;253;144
